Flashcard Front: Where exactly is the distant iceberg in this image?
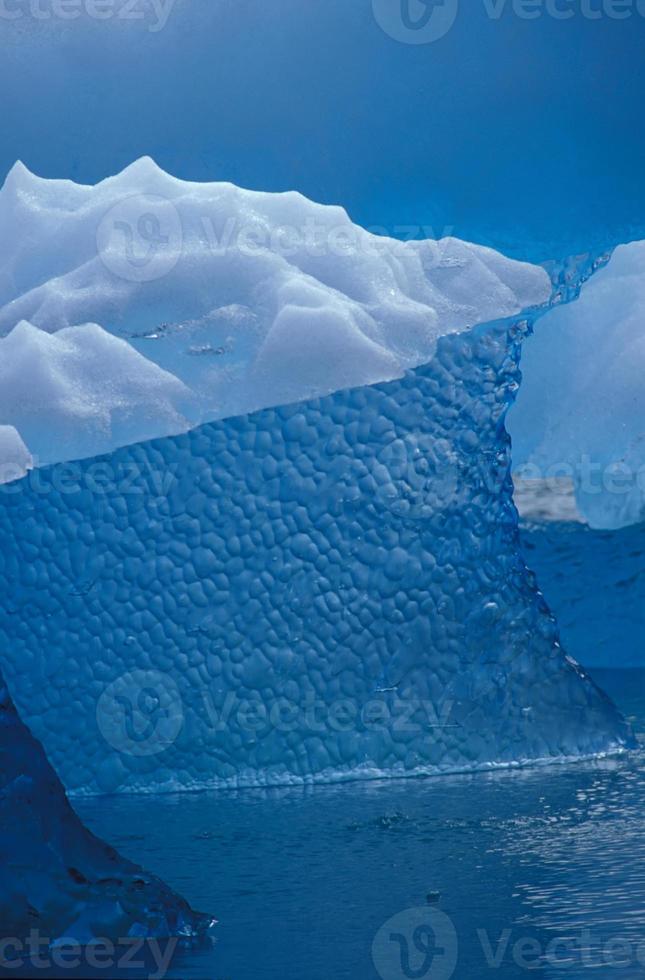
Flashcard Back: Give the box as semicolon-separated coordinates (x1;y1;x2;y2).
511;241;645;530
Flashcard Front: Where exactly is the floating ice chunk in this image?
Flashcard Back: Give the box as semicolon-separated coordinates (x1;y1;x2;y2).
0;320;194;466
510;241;645;529
0;424;32;485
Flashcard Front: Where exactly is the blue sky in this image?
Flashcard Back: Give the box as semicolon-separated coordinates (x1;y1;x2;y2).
1;0;644;260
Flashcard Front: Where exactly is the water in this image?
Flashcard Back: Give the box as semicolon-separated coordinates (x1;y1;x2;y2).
519;519;645;668
69;670;645;980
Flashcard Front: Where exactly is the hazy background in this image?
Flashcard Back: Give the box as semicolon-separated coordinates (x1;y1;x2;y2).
1;0;644;261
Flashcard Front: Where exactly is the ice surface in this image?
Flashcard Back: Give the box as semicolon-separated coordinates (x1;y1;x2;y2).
0;158;550;474
0;320;194;469
510;241;645;529
0;159;633;794
0;669;212;943
0;322;632;795
0;424;32;485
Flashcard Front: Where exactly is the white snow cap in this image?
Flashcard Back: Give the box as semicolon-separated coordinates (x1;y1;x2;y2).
0;157;552;474
0;321;193;470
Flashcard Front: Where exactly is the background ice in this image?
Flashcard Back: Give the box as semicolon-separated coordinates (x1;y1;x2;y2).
510;241;645;529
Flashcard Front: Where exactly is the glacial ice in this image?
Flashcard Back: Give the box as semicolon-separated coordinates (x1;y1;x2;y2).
0;320;193;467
0;159;634;795
0;158;550;473
510;241;645;529
0;668;212;943
0;321;632;795
0;424;32;484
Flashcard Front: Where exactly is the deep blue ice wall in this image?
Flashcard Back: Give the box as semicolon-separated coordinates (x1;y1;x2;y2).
0;324;631;795
1;0;645;261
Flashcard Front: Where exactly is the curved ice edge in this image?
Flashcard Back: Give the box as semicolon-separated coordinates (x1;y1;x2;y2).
67;745;634;799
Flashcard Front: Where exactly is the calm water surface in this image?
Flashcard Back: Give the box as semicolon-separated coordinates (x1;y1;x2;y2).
71;670;645;980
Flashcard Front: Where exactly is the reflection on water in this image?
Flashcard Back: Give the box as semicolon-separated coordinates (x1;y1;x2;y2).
75;669;645;980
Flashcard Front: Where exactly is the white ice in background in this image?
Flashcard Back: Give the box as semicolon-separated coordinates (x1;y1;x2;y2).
0;157;551;476
510;241;645;530
0;424;32;484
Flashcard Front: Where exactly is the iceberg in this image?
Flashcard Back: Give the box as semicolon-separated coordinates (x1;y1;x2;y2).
510;241;645;529
0;323;632;794
0;161;633;795
0;668;212;945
